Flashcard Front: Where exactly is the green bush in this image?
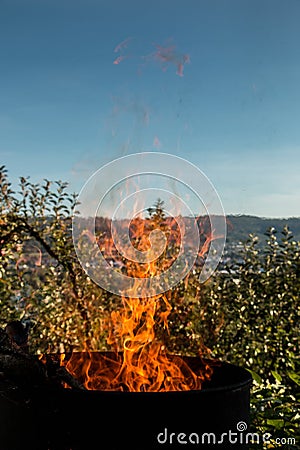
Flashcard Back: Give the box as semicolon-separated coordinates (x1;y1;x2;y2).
197;231;300;448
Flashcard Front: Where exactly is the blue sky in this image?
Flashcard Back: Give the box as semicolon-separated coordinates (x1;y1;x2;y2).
1;0;300;217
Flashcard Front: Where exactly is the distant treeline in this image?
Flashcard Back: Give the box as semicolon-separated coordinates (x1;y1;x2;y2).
226;215;300;244
90;214;300;245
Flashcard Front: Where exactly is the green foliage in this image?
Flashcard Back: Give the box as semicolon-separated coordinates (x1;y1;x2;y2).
249;363;299;449
0;166;299;447
0;166;110;353
201;228;299;380
147;198;166;222
195;228;300;448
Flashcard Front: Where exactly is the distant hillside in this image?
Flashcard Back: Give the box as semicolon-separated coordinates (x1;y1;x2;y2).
225;215;300;244
77;214;300;246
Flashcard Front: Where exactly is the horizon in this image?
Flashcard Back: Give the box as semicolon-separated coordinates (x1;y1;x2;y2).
5;167;300;220
1;0;300;218
2;162;300;220
2;163;299;220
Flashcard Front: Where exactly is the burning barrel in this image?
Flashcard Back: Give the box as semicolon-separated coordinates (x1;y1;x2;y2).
0;352;252;450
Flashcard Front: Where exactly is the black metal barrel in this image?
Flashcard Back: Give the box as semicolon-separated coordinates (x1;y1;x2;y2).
0;353;252;450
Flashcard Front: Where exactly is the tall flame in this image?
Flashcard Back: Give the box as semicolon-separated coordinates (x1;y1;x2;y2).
65;211;214;391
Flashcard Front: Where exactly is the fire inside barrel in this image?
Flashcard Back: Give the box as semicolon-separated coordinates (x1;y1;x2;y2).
66;210;215;392
0;202;252;450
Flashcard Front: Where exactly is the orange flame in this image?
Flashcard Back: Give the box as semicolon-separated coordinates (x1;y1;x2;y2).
65;213;215;391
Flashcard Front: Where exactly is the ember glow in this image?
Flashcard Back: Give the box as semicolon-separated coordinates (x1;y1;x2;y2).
112;37;190;76
113;55;127;65
153;136;161;148
113;37;132;65
114;36;133;54
148;43;191;77
65;213;214;392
